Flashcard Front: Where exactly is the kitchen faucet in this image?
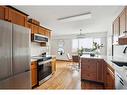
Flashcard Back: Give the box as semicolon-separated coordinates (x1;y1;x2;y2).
123;46;127;54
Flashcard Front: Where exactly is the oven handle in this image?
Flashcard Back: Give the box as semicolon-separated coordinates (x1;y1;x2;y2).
117;74;124;82
38;59;52;65
120;80;124;86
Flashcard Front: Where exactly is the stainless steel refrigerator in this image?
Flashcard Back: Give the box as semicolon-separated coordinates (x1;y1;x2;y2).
0;20;31;89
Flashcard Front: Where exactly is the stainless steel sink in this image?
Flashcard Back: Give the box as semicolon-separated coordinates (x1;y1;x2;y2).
111;60;127;67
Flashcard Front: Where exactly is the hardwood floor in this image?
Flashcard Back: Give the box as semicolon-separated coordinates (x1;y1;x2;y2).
36;60;104;90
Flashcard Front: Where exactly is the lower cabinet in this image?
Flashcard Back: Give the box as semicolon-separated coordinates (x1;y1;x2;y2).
104;64;115;89
81;58;104;83
52;57;56;74
31;61;37;87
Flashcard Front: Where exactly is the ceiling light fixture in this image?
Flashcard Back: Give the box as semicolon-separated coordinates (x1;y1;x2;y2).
58;12;91;22
76;29;85;38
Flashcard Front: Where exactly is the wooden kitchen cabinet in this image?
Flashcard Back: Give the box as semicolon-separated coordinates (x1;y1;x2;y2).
113;17;120;45
31;61;37;87
8;7;28;27
31;24;39;34
0;6;28;27
112;6;127;45
26;22;32;29
119;9;126;37
97;60;104;83
104;64;115;89
0;6;9;21
38;26;45;35
0;6;6;20
45;30;51;38
81;58;104;83
52;57;56;74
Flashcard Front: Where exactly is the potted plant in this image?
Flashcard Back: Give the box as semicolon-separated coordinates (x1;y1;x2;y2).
77;47;84;56
90;42;104;57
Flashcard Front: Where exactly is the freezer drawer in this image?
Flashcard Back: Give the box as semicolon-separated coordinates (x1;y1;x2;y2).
0;71;31;89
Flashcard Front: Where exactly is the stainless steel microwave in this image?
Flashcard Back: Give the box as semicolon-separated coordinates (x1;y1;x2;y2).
31;34;48;42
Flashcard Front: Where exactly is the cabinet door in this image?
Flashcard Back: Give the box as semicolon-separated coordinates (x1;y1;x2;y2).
31;61;37;87
38;26;45;35
45;30;51;38
81;58;97;81
97;60;104;83
0;6;5;20
105;67;115;89
31;24;38;34
113;17;119;44
9;8;27;27
52;58;56;73
119;9;126;37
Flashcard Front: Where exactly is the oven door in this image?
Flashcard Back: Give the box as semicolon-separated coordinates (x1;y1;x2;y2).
38;59;52;85
115;72;125;89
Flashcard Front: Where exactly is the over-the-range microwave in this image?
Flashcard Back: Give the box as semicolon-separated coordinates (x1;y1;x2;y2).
31;34;48;42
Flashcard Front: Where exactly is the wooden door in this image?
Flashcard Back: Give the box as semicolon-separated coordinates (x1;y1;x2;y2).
119;9;126;37
38;26;45;35
26;22;32;29
105;68;115;89
0;6;5;20
31;61;37;87
81;58;97;81
52;57;56;73
113;17;119;44
31;24;39;34
9;8;27;27
97;59;104;83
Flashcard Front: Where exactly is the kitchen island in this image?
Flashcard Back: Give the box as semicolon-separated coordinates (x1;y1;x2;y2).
81;55;127;89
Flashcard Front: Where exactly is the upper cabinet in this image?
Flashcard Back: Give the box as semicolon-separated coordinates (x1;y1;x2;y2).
0;6;28;27
0;6;9;21
38;26;45;35
112;6;127;45
31;24;39;34
0;6;52;39
119;9;126;37
8;8;28;27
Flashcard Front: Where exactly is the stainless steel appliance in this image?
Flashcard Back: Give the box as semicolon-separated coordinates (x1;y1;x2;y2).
32;56;52;85
115;71;127;89
31;33;48;42
0;20;31;89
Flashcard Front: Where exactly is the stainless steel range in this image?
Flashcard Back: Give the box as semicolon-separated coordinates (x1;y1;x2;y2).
32;55;52;85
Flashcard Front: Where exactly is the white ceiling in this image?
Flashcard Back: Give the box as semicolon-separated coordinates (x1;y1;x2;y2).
14;6;123;36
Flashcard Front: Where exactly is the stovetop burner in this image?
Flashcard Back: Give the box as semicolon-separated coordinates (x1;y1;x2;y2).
32;55;52;62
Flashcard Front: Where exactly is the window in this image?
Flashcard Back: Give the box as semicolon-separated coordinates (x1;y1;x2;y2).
72;38;101;53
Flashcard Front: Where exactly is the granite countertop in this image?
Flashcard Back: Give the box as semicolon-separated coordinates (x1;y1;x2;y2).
81;54;127;76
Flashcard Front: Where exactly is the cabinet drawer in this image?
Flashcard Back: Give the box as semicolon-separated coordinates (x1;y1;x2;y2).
81;71;97;81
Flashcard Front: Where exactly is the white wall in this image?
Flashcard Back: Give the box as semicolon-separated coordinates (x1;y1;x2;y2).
51;32;107;60
113;45;127;58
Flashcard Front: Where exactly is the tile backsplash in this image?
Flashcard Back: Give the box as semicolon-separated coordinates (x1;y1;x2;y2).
31;42;48;56
113;45;127;59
